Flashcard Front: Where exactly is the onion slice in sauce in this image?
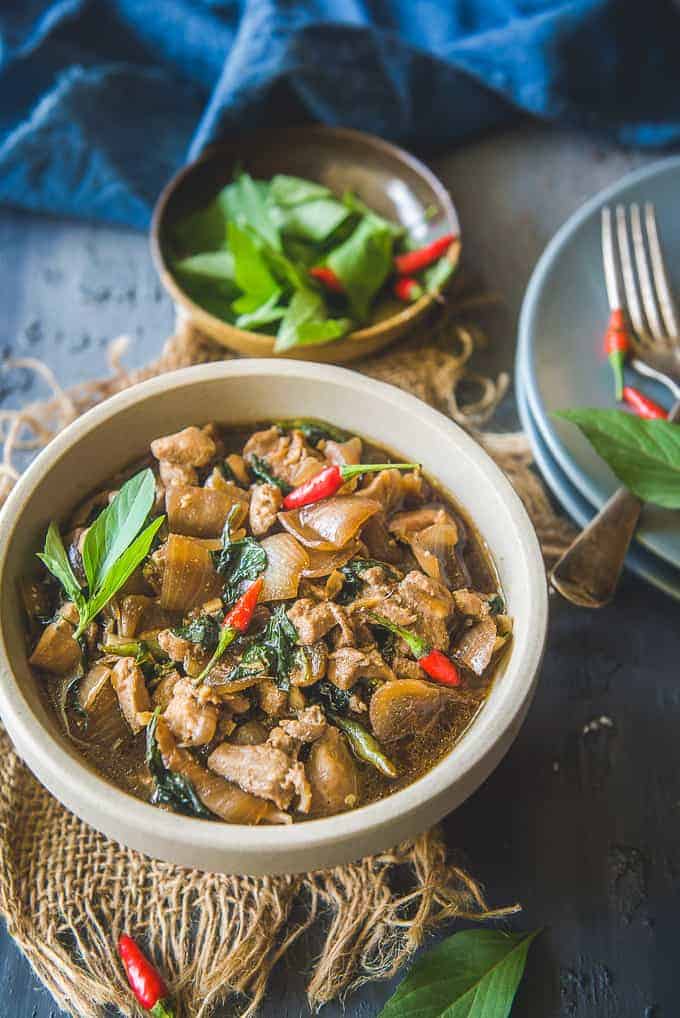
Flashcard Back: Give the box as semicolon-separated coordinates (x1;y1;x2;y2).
301;542;360;578
160;534;221;612
278;496;381;551
259;533;309;601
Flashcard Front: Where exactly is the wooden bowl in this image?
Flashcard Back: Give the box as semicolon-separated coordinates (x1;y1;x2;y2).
150;126;460;363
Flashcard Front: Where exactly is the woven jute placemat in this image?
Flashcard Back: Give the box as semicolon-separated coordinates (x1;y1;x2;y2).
0;302;573;1018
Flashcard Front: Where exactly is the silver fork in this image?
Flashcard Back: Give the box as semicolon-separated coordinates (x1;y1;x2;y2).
550;202;680;608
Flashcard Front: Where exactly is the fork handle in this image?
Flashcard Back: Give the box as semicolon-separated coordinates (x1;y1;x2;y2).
549;487;642;607
550;399;680;607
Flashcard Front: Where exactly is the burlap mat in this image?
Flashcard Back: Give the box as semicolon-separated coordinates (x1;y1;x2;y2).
0;301;574;1018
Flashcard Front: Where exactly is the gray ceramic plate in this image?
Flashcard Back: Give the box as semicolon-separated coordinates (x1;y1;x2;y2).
516;368;680;602
518;156;680;569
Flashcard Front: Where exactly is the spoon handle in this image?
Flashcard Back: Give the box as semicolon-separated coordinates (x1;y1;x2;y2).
550;399;680;608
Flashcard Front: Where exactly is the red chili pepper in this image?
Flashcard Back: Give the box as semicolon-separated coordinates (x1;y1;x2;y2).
282;462;419;510
309;266;344;293
394;233;457;276
369;613;461;687
393;276;423;302
196;577;263;683
118;934;174;1017
603;308;630;401
622;385;668;420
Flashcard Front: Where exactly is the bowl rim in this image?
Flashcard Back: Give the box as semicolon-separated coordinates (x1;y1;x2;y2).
149;125;461;350
0;360;547;859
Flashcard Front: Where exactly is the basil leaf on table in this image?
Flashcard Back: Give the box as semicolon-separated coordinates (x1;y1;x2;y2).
378;929;540;1018
37;522;85;611
219;171;281;251
326;216;394;320
269;174;333;206
555;408;680;508
81;468;156;592
274;289;350;353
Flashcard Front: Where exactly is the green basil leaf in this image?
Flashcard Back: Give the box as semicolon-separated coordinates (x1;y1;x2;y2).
269;174;333;206
146;710;213;819
326;216;394;320
219;172;281;251
555;409;680;508
175;278;237;322
249;455;292;494
342;191;404;238
277;198;350;243
173;251;236;283
83;515;165;631
274;289;349;352
275;418;349;445
378;929;540;1018
228;221;280;312
173;613;221;653
82;468;156;593
296;318;351;347
171;200;226;254
244;605;298;691
37;521;84;609
234;291;286;330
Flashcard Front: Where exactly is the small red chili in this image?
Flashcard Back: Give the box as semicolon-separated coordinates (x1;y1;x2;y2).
309;266;344;293
603;308;630;402
196;577;263;683
393;276;423;302
394;233;457;275
369;613;461;687
118;934;175;1017
622;385;668;420
282;462;419;510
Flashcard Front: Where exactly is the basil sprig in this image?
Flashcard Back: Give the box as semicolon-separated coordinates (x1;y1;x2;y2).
38;468;164;638
556;409;680;508
378;929;540;1018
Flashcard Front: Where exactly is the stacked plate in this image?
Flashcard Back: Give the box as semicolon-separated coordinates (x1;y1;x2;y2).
515;156;680;601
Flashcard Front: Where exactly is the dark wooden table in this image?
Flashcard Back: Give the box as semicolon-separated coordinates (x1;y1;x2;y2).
1;125;676;1018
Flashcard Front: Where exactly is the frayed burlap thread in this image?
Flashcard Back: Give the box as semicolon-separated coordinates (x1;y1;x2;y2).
0;304;571;1018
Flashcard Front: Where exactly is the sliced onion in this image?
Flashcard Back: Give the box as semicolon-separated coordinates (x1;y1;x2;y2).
278;496;381;551
388;505;455;540
166;485;248;538
259;533;310;601
160;534;222;612
324;437;362;466
301;542;360;577
409;522;460;586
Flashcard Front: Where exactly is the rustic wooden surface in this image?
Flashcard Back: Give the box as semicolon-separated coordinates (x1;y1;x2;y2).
1;123;676;1018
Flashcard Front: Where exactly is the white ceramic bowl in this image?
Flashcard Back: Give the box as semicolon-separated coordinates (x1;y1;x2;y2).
0;361;547;875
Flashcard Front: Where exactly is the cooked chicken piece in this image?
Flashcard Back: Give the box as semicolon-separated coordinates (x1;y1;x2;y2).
163;678;218;747
29;618;81;675
452;619;498;676
399;571;453;619
111;657;151;734
151;670;182;710
157;628;192;663
327;647;395;690
452;589;491;619
207;743;311;812
230;720;268;746
360;469;425;514
166;485;247;539
257;679;289;717
155;718;290;823
279;705;327;743
159;460;198;488
392;655;423;680
151;425;216;468
324;436;362;466
249;483;283;536
307;728;359;816
370;679;451;743
289;641;327;686
243;426;323;486
287;598;337;643
328;603;356;648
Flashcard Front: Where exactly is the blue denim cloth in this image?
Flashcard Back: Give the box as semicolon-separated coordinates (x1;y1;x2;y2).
1;0;679;228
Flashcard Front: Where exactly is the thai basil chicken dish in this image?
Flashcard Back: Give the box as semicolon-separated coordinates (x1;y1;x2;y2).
24;419;512;825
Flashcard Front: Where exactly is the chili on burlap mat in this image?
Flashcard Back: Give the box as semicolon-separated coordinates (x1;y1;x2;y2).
0;304;573;1018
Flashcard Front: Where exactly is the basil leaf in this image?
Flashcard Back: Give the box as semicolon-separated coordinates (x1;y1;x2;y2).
326;216;394;320
171;200;226;254
249;455;292;494
173;251;236;283
276;418;349;445
228;221;280;313
342;191;404;238
37;522;84;610
176;278;237;323
173;613;220;653
296;318;351;347
555;409;680;508
316;680;351;714
83;516;165;631
82;468;156;592
235;291;286;330
146;710;213;819
274;289;350;353
277;199;350;244
269;174;333;206
378;929;540;1018
219;172;280;251
244;605;298;691
213;511;267;606
338;557;399;604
